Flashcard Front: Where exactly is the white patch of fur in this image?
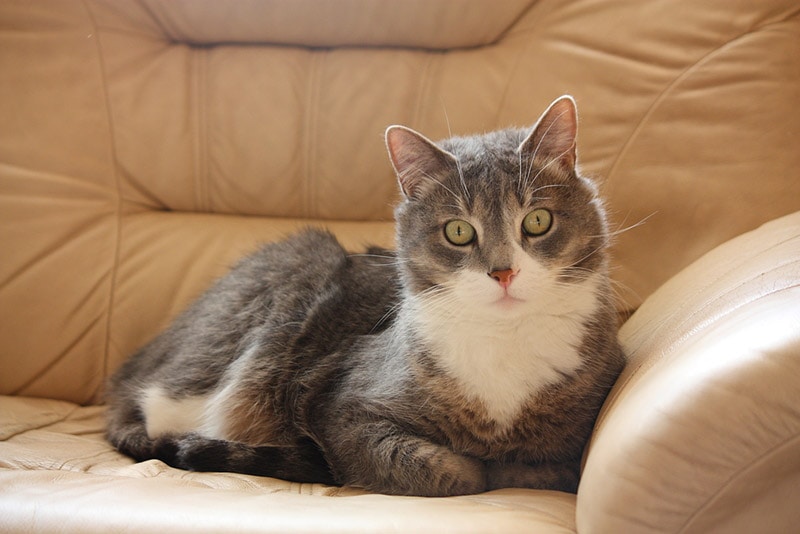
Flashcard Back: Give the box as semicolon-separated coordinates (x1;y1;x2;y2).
141;343;261;441
411;249;600;428
141;386;208;438
199;343;260;440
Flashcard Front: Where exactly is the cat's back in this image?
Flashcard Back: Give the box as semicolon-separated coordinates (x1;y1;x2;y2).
187;228;394;326
113;229;400;390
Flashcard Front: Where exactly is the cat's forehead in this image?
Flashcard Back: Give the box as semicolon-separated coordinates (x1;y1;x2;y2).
439;129;524;162
434;128;572;205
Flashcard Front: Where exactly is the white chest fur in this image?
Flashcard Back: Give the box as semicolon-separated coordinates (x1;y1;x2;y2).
410;271;601;428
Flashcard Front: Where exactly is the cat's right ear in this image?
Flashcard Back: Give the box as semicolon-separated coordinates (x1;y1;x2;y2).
385;125;457;200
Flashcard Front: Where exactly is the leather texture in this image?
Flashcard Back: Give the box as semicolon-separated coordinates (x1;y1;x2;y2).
1;0;799;531
581;212;800;533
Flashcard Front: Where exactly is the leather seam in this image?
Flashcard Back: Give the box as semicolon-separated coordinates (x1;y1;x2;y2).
595;252;800;433
82;0;125;404
411;52;441;130
678;432;800;533
304;52;323;218
0;405;81;441
605;10;800;182
193;47;210;212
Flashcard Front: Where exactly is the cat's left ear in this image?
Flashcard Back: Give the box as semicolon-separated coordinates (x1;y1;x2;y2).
385;125;458;200
518;95;578;172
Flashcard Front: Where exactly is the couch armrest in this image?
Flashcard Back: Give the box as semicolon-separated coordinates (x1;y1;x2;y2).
578;212;800;533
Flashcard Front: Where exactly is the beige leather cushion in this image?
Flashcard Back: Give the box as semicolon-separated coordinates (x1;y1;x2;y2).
0;399;577;533
125;0;535;48
580;211;800;533
1;0;799;404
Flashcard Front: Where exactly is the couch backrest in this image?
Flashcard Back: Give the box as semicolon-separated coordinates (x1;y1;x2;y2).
1;0;799;404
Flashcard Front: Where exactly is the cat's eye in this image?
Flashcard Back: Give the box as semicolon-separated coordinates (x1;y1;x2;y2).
444;219;476;246
522;209;553;237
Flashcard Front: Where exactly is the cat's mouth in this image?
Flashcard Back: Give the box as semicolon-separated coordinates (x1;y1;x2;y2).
493;293;526;309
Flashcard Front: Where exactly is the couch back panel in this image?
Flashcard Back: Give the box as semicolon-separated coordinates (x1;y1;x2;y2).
1;0;799;403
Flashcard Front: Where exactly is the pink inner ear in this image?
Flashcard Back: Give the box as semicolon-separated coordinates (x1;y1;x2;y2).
521;97;578;170
385;125;456;199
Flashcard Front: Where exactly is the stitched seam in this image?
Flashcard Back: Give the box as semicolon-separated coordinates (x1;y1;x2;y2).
595;256;800;432
9;316;102;400
193;47;209;212
82;0;125;405
304;52;322;218
0;404;82;441
493;28;539;129
625;237;800;363
606;11;800;181
411;52;440;130
678;432;800;533
136;0;177;43
493;0;541;44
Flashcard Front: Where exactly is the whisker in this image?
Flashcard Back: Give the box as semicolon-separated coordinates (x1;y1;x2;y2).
596;211;656;239
529;108;570;164
528;145;574;185
441;98;454;139
400;165;461;200
454;156;471;202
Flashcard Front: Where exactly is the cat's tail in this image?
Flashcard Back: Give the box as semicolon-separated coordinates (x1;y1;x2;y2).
153;433;337;485
107;412;336;485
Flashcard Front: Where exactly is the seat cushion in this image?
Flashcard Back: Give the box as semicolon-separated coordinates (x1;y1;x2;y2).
0;396;578;533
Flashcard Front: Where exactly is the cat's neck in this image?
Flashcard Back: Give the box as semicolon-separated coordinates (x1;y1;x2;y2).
397;274;603;428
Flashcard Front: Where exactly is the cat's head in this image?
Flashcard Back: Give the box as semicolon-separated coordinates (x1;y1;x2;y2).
385;96;611;321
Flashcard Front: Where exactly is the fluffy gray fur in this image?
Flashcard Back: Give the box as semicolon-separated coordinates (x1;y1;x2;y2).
106;96;625;496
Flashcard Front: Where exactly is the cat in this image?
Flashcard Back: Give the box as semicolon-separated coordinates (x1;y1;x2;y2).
105;95;625;497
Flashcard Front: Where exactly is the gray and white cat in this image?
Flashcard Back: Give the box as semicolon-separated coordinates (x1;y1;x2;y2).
106;96;625;497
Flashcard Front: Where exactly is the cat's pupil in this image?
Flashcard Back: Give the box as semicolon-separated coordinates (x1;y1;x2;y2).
444;220;476;246
522;209;553;236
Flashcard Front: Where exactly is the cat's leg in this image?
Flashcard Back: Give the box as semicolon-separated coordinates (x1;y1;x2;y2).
106;401;181;462
107;396;335;484
486;460;580;493
152;433;337;485
324;420;487;497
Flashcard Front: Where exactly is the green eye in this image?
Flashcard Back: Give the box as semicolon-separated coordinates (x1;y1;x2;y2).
444;219;476;246
522;209;553;236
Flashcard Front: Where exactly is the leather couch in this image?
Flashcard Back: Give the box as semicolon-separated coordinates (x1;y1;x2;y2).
1;1;798;532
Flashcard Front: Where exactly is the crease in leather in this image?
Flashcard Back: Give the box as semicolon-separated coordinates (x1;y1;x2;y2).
0;405;80;441
136;0;536;50
411;52;440;131
192;46;210;213
622;231;800;348
605;9;800;183
138;0;179;43
82;0;126;401
628;239;800;363
678;431;800;534
0;162;111;200
493;20;540;129
624;232;800;353
303;51;322;218
493;0;541;45
594;234;800;433
613;273;800;412
0;207;109;295
11;315;104;400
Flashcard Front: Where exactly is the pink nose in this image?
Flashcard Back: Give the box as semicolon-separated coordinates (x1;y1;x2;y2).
489;268;517;289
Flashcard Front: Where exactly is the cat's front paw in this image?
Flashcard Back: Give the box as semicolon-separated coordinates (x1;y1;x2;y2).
349;436;488;496
486;460;579;493
369;453;486;497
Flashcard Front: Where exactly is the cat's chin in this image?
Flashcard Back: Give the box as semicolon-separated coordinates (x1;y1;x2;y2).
492;294;528;311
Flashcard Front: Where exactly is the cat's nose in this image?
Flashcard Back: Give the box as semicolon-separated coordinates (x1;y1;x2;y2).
488;268;517;289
